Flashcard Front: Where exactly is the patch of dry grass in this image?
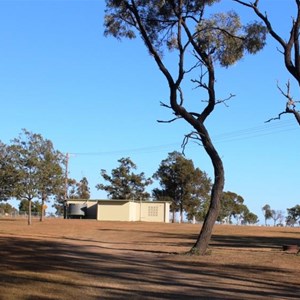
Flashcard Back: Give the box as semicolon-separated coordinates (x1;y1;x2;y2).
0;218;299;299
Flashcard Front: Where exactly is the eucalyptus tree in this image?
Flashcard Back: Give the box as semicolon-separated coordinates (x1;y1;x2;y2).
10;129;65;224
96;157;153;200
0;141;18;201
262;204;272;226
286;204;300;226
35;138;65;221
235;0;300;125
104;0;266;254
218;191;245;224
0;202;17;215
243;211;259;225
76;177;91;199
65;177;91;200
153;151;211;223
270;209;284;226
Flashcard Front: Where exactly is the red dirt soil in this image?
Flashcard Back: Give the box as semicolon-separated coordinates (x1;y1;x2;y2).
0;218;299;299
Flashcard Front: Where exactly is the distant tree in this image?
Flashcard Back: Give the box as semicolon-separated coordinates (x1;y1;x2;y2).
270;209;284;226
262;204;272;226
0;202;17;215
235;0;300;125
35;138;65;222
218;192;244;224
75;177;90;199
52;177;84;216
286;204;300;226
104;0;266;255
96;157;152;200
19;199;42;214
243;211;259;225
153;151;211;223
0;142;19;201
10;129;65;225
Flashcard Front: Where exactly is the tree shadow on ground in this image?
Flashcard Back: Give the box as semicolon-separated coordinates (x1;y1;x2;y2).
211;234;300;249
96;227;300;250
1;236;299;300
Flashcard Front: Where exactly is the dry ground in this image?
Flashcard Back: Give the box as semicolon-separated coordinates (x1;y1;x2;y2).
0;218;299;300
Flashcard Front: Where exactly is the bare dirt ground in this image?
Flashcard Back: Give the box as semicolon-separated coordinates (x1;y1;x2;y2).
0;218;299;300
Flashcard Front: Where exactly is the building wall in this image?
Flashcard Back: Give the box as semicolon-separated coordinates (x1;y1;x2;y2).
66;199;170;223
97;200;170;223
140;202;166;222
97;200;131;221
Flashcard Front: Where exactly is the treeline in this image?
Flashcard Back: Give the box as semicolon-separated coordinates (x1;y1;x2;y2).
262;204;300;227
1;129;259;225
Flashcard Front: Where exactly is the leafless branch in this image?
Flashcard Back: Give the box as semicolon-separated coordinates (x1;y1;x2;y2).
181;131;203;155
157;117;182;123
277;80;300;110
191;64;209;90
201;93;236;107
178;86;184;106
216;93;236;106
265;111;289;123
265;80;300;125
159;101;171;109
158;101;182;123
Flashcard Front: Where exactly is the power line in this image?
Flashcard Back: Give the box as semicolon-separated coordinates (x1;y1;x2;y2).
69;120;298;156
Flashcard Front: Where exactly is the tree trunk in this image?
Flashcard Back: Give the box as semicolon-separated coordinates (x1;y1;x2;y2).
28;200;32;226
189;127;225;255
40;198;45;222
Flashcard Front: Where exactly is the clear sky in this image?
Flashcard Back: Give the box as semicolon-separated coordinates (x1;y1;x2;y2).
1;0;299;223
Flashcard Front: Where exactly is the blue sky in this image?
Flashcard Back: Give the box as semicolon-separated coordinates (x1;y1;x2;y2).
1;0;299;223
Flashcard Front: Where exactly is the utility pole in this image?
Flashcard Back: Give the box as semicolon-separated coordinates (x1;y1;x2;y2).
63;152;69;219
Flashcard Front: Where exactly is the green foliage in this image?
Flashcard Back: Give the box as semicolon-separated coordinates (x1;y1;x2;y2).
68;177;91;200
0;202;17;215
2;129;65;224
96;157;152;200
196;11;267;67
286;205;300;226
153;151;211;222
19;199;41;214
0;142;19;200
218;191;256;224
242;211;259;225
104;1;266;64
262;204;273;225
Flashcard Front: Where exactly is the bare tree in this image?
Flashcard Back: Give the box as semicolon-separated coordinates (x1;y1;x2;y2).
235;0;300;125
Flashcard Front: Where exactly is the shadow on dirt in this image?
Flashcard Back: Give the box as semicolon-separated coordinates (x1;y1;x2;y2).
1;235;299;300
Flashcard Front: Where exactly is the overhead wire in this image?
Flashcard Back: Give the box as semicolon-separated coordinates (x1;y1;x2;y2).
70;119;298;156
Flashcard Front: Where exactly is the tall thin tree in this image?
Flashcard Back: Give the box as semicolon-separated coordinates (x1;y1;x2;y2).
104;0;266;254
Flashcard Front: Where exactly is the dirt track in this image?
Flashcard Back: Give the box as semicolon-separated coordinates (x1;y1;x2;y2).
0;218;299;299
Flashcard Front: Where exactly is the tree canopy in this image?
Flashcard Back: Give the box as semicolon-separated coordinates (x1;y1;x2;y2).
286;204;300;226
96;157;153;200
218;191;258;225
3;129;65;224
0;142;19;201
153;151;211;223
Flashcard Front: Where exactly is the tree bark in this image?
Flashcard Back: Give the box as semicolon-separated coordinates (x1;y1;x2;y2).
189;127;225;255
40;197;45;222
28;200;32;226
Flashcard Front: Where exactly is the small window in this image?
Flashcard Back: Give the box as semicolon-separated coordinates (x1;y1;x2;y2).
148;206;158;217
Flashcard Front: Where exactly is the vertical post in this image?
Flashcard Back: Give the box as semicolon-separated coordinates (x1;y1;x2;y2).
63;152;69;219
